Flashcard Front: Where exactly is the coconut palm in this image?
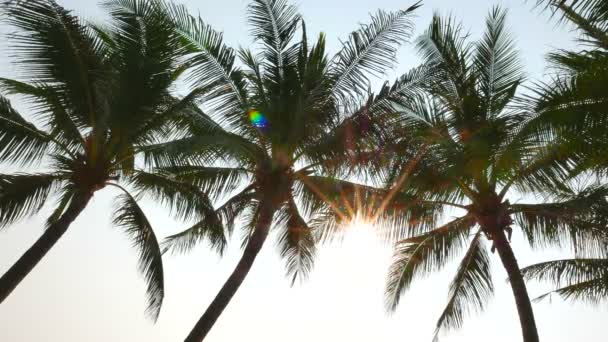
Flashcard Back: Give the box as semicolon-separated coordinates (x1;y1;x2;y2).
525;0;608;173
381;7;608;342
148;0;422;340
0;0;218;319
515;0;608;307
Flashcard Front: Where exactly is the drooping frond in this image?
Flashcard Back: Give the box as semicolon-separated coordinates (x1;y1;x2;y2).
274;194;316;284
110;185;164;321
433;232;493;340
385;215;475;312
532;0;608;48
0;78;85;151
331;3;420;102
130;170;217;222
156;165;250;202
511;185;608;254
0;173;64;229
161;213;226;256
521;258;608;303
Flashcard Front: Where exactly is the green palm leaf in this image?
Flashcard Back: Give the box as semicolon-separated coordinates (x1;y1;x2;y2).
433;232;493;341
331;3;420;102
110;185;165;321
385;215;475;312
0;173;65;229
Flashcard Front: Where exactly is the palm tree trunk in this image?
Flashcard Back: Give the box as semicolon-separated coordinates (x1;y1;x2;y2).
0;192;92;304
184;202;275;342
493;230;539;342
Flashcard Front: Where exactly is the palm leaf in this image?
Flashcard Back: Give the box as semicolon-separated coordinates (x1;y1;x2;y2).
433;232;493;341
110;185;164;321
0;173;65;228
0;95;53;165
274;194;316;284
521;258;608;303
331;4;420;101
385;215;475;312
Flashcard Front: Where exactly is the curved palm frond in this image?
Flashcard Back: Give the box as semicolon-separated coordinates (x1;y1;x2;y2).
248;0;301;78
159;1;248;126
274;194;316;284
0;173;65;229
109;183;165;321
511;185;608;254
385;215;475;312
433;232;493;341
156;165;250;202
521;258;608;303
330;3;420;102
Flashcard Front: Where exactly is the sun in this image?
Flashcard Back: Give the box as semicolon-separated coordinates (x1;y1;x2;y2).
345;215;377;246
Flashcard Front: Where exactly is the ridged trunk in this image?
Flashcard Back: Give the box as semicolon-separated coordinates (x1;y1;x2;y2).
493;229;540;342
184;203;275;342
0;192;92;304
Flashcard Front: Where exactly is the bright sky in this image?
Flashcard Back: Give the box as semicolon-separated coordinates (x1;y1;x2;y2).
1;0;607;341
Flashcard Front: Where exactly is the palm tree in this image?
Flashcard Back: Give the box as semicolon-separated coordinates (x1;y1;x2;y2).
381;7;608;342
0;0;217;319
148;0;422;340
515;0;608;307
525;0;608;173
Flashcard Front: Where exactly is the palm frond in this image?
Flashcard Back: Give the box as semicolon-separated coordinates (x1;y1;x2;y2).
0;173;65;229
248;0;301;78
110;184;164;321
511;185;608;254
433;232;493;340
161;214;226;256
159;1;247;126
156;165;250;202
130;170;217;222
331;3;420;101
0;78;85;151
521;258;608;303
3;0;106;128
274;194;316;285
474;6;523;117
385;215;475;312
0;95;53;165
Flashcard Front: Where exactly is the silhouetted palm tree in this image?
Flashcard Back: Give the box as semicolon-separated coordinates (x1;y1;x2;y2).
381;7;608;342
526;0;608;172
149;0;422;340
517;0;608;307
0;0;214;319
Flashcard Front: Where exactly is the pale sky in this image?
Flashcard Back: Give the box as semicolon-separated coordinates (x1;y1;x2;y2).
1;0;607;341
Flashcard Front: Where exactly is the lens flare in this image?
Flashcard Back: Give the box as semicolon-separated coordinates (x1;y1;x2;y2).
248;109;268;129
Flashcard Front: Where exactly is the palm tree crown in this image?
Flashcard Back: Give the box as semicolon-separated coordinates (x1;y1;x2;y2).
381;7;608;342
149;0;422;339
0;0;216;319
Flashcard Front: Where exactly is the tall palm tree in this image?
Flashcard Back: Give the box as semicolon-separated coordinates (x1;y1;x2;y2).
0;0;217;319
525;0;608;173
381;7;608;342
149;0;422;340
516;0;608;307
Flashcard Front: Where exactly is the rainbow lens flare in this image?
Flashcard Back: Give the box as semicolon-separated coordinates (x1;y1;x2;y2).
248;109;268;129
